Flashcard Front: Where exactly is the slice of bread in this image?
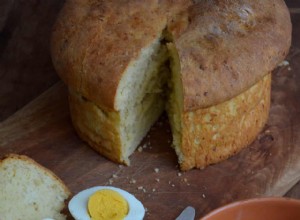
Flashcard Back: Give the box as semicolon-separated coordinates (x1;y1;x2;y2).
0;154;71;220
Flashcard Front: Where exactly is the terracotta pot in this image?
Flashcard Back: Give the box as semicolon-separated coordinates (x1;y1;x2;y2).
201;197;300;220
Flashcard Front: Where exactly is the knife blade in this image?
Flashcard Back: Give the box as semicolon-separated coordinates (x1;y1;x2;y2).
176;206;195;220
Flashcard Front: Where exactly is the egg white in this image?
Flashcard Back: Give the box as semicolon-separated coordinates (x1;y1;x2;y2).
68;186;145;220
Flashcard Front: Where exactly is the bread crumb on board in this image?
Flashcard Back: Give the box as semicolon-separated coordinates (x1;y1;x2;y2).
137;186;147;193
183;178;190;186
130;179;136;184
277;60;289;67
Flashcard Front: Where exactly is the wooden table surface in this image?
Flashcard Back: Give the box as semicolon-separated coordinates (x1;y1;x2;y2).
0;0;300;218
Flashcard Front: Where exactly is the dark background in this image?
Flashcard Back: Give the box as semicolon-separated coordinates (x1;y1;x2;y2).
0;0;299;197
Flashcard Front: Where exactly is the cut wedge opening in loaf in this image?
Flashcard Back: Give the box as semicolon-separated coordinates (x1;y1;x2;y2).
115;37;171;163
69;29;183;164
113;29;188;165
68;28;270;170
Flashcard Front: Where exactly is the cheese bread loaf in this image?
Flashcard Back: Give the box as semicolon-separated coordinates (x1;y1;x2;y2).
0;154;71;220
51;0;291;170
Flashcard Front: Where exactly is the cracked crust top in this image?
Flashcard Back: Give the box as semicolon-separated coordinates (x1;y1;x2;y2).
51;0;291;111
169;0;291;110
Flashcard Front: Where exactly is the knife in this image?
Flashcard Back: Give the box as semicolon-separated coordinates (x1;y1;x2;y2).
176;206;195;220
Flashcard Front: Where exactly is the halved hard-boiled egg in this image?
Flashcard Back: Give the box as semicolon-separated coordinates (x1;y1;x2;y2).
68;186;145;220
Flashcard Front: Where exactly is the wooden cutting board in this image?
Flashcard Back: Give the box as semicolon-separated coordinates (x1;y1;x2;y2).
0;49;300;219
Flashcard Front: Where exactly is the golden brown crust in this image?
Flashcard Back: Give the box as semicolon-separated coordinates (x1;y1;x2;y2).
1;154;71;196
168;0;291;111
68;90;127;164
179;73;271;171
52;0;291;111
51;0;168;111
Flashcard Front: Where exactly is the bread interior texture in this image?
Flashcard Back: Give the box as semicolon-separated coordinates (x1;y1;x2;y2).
0;158;68;220
113;31;187;165
165;43;184;163
115;38;170;162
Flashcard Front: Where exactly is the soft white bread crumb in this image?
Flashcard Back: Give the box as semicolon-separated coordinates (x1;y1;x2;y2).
0;154;71;220
116;38;170;161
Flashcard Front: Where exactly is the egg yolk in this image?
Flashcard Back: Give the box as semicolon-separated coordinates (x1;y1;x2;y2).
88;189;129;220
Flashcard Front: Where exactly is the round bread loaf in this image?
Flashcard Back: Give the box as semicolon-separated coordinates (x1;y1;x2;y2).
51;0;291;170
